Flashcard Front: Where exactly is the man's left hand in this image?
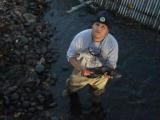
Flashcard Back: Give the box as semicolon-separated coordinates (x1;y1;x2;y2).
104;73;112;80
81;69;94;77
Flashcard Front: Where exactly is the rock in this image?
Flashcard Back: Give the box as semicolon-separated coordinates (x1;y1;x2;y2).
6;86;18;94
22;101;30;108
51;116;59;120
31;102;37;107
24;75;40;89
11;93;19;100
39;56;45;64
37;105;44;111
19;35;29;45
14;112;22;118
47;102;57;108
0;0;58;119
35;48;41;54
3;96;9;105
24;87;32;93
37;94;45;104
86;2;100;14
23;13;37;23
24;45;29;51
41;47;47;54
28;107;36;112
16;102;22;107
35;64;45;73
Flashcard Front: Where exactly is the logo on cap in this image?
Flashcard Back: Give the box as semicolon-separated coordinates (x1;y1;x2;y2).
99;17;106;22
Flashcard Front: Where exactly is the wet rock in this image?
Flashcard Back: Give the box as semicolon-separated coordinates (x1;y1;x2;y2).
24;45;29;51
41;47;47;54
0;0;58;119
39;56;46;64
47;102;57;108
37;94;45;104
35;64;45;73
28;107;36;112
3;96;9;105
19;35;29;45
6;86;18;94
37;105;44;111
14;112;22;118
86;2;100;14
51;116;59;120
11;93;19;100
23;13;37;23
22;101;30;108
24;87;32;93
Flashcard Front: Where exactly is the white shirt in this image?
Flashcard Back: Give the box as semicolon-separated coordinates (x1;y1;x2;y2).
67;29;118;69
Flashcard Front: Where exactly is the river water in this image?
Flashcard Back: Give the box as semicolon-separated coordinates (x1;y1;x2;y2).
44;0;160;120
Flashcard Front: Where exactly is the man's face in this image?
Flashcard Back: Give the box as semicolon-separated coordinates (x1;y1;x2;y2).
92;22;109;42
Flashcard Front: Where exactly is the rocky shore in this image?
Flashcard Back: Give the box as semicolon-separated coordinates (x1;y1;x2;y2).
0;0;59;120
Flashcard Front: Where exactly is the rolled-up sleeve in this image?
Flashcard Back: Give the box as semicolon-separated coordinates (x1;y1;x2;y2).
67;34;82;61
104;36;118;69
107;42;118;69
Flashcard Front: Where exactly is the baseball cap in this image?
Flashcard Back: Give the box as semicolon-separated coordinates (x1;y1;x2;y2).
94;10;112;29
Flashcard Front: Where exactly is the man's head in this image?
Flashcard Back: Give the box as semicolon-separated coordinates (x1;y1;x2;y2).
92;11;112;42
94;11;111;29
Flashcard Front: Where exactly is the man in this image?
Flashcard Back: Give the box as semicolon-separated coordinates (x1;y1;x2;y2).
64;10;118;114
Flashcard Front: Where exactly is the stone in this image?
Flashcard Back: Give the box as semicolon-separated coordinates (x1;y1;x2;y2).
51;116;59;120
37;94;45;104
37;105;44;111
0;0;58;119
20;35;28;42
35;64;45;73
22;101;30;108
47;102;57;108
23;13;36;23
11;93;19;100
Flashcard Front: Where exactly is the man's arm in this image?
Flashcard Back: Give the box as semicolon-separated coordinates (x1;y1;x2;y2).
69;57;94;76
68;57;82;71
105;39;118;69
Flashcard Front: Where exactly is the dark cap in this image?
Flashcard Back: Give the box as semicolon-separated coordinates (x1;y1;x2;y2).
94;10;112;29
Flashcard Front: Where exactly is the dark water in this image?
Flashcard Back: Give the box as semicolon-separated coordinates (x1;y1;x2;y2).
44;0;160;119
